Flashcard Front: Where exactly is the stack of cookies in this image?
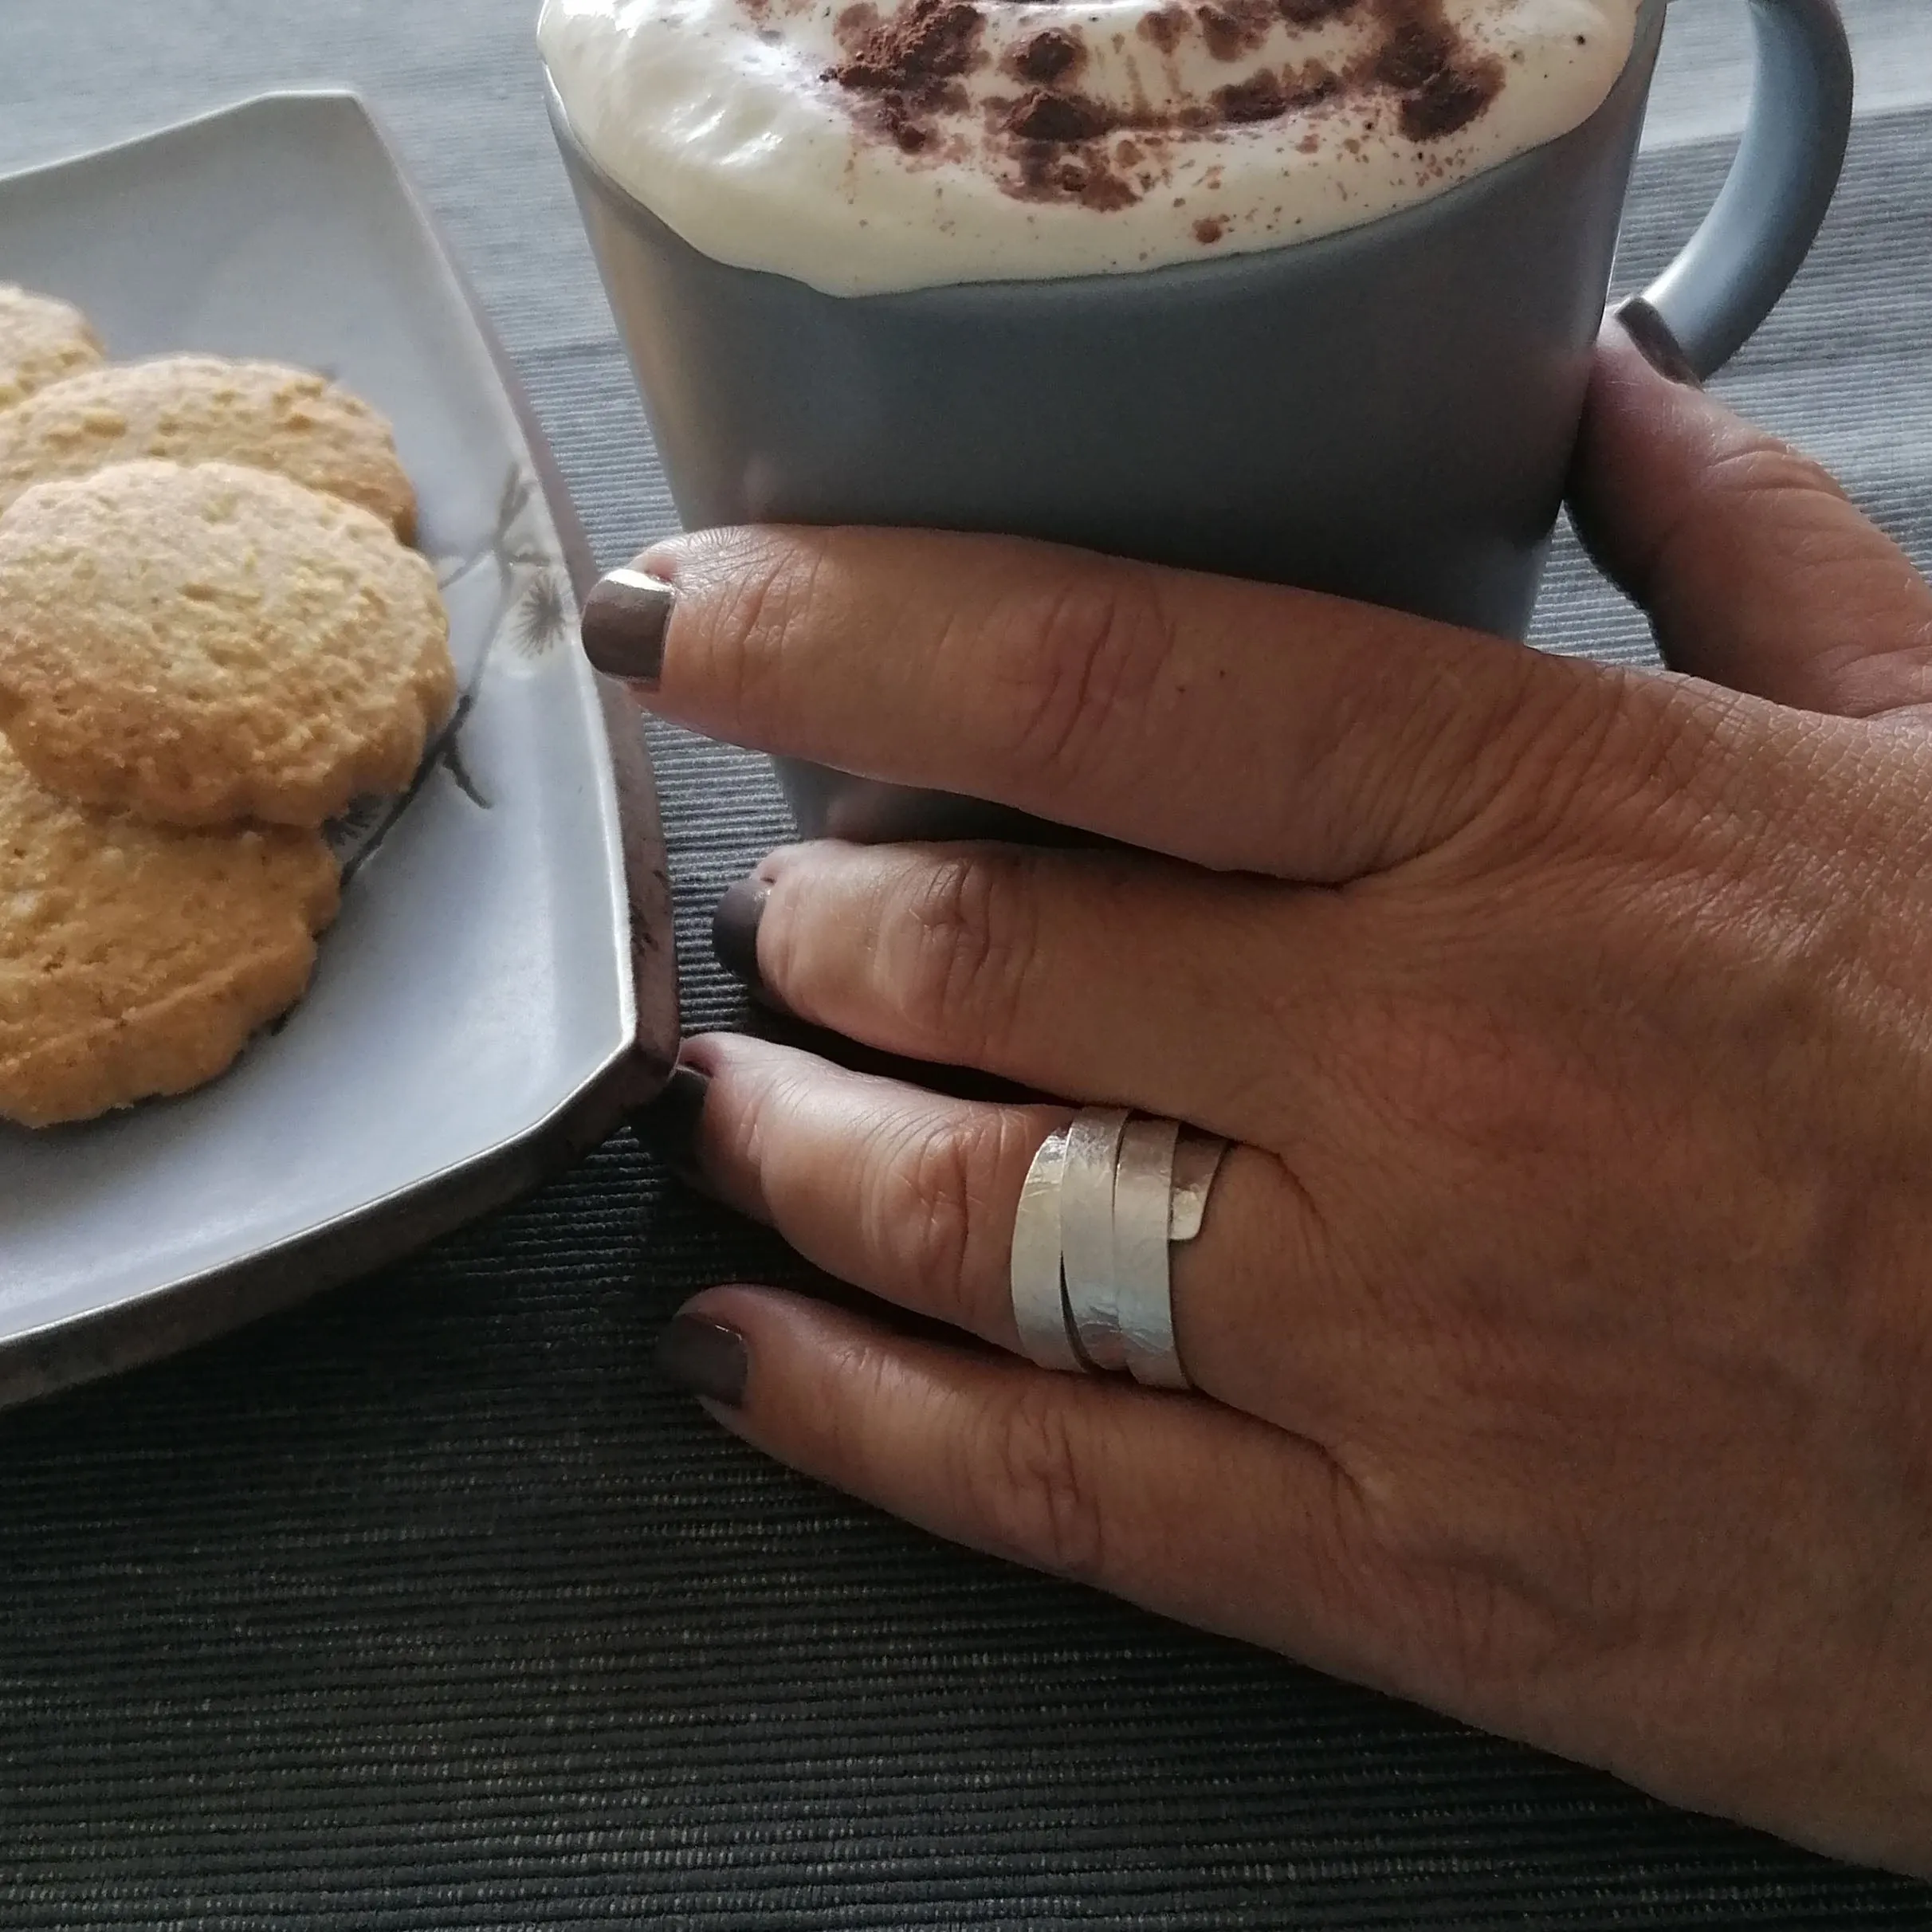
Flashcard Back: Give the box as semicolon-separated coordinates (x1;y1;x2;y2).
0;285;456;1128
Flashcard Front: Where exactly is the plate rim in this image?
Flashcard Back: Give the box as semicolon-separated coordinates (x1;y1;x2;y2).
0;87;678;1409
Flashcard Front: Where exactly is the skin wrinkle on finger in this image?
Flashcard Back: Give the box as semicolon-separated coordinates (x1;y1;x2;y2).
662;525;838;743
866;1102;1033;1344
1644;438;1932;696
1317;624;1581;879
964;1372;1115;1587
994;561;1184;809
1571;333;1932;720
902;848;1053;1074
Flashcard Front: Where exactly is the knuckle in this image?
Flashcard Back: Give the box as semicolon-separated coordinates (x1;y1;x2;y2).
997;564;1177;791
1310;633;1588;873
861;1109;1009;1330
693;536;832;725
1697;431;1848;516
966;1384;1109;1584
1337;1458;1541;1697
1526;669;1769;874
1445;654;1737;866
888;851;1043;1059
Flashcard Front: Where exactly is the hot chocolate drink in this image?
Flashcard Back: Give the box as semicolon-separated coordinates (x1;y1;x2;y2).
543;0;1848;842
540;0;1641;293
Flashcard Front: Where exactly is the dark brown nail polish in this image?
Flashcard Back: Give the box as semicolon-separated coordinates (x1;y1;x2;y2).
655;1314;748;1408
580;566;674;683
632;1063;710;1175
1612;294;1702;389
713;877;770;994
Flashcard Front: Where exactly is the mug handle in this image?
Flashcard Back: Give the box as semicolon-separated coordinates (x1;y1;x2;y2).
1638;0;1854;379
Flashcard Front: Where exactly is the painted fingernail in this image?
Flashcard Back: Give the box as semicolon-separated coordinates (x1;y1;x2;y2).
713;877;770;995
1612;295;1702;389
633;1063;710;1175
580;566;674;683
655;1314;748;1408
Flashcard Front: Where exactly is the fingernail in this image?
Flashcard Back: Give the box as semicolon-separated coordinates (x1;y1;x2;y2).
632;1063;710;1175
580;566;673;683
655;1314;748;1408
712;877;770;995
1612;295;1702;389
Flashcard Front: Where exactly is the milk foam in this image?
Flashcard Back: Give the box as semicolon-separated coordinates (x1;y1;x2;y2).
540;0;1643;295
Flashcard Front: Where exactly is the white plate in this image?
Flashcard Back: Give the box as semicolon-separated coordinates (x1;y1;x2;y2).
0;92;678;1406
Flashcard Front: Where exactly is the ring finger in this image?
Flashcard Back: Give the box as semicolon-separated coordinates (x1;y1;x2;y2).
670;1030;1353;1431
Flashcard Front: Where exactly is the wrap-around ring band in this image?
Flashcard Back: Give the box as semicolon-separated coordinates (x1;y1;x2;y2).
1009;1107;1229;1388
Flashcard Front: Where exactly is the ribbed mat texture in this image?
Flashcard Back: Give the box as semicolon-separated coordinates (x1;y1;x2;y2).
3;2;1931;1924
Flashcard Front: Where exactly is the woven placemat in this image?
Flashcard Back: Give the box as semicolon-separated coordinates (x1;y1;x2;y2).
3;2;1931;1922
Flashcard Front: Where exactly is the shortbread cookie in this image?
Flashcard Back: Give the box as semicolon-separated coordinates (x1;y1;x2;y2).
0;353;417;537
0;459;455;827
0;285;105;411
0;745;340;1126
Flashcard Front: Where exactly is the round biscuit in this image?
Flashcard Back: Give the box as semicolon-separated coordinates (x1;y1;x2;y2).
0;285;106;412
0;352;417;538
0;459;457;828
0;744;340;1127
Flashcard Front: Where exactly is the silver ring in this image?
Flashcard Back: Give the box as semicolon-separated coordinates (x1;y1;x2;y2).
1007;1109;1230;1383
1169;1129;1227;1240
1060;1106;1131;1372
1009;1128;1084;1372
1114;1115;1185;1388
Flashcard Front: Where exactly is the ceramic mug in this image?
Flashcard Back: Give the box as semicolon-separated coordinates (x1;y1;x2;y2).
548;0;1853;842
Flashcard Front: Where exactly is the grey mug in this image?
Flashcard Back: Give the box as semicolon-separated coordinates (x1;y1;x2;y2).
547;0;1854;842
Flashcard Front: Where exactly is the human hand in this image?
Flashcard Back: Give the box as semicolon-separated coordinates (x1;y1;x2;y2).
592;320;1932;1872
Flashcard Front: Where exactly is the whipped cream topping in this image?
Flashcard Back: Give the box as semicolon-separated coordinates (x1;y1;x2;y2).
540;0;1643;294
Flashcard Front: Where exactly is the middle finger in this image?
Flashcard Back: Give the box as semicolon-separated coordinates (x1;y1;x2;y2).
720;837;1351;1145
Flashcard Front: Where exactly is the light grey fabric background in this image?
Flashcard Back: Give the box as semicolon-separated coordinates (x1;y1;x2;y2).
2;4;1931;1928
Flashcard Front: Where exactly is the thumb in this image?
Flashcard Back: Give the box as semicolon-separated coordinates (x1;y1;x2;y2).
1569;304;1932;721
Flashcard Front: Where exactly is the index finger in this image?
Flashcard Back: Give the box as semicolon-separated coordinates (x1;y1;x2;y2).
587;522;1612;882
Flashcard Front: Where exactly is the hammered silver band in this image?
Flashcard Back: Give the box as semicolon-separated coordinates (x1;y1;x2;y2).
1009;1107;1228;1388
1009;1129;1084;1372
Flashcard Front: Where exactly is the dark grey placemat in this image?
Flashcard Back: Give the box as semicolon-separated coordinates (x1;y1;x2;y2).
3;3;1932;1924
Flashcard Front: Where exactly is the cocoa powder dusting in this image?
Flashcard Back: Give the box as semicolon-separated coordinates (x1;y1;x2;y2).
1400;59;1496;139
1015;141;1140;210
1211;60;1338;124
1005;88;1116;142
1211;70;1289;123
1138;6;1186;53
1362;0;1502;139
1009;26;1084;83
823;0;1506;221
1196;0;1277;62
827;0;988;150
1277;0;1357;21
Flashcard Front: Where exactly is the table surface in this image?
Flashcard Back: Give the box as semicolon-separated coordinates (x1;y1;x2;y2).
4;4;1932;1927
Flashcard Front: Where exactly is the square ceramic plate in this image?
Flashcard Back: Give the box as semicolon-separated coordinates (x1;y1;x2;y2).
0;92;678;1408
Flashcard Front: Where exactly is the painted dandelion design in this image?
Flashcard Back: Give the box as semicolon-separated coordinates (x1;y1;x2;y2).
512;567;571;659
479;465;575;656
329;461;571;879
